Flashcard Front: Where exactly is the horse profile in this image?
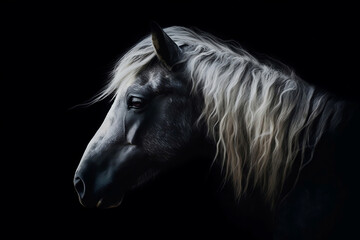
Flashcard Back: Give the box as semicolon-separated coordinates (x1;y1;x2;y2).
74;23;358;239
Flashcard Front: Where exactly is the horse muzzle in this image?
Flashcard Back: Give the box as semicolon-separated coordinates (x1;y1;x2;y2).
74;145;148;208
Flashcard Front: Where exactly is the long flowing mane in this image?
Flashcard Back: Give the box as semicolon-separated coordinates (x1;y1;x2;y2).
94;26;344;206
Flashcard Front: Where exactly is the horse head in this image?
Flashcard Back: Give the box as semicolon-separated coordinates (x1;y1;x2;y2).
73;24;207;208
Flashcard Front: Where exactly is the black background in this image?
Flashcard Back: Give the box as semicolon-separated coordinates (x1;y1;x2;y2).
3;1;359;238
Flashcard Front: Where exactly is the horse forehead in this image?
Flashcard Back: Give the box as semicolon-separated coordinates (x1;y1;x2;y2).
137;65;175;91
147;70;165;90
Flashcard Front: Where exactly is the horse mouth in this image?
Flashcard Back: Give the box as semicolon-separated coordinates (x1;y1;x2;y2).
95;196;124;209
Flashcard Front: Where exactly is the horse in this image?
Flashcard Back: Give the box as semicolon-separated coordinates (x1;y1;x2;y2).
73;23;359;239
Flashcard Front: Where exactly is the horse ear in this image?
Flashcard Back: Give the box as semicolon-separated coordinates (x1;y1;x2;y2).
150;22;181;70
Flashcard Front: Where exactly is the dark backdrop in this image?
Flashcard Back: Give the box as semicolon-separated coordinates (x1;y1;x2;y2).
3;1;359;238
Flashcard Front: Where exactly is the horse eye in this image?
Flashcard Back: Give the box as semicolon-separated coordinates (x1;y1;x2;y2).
128;96;145;109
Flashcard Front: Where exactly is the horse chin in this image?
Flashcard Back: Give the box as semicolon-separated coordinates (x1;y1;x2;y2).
96;195;124;209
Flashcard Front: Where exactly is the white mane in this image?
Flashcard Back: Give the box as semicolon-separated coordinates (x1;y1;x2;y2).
95;26;341;206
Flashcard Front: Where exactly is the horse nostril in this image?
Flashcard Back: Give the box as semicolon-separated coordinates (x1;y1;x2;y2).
74;176;86;199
